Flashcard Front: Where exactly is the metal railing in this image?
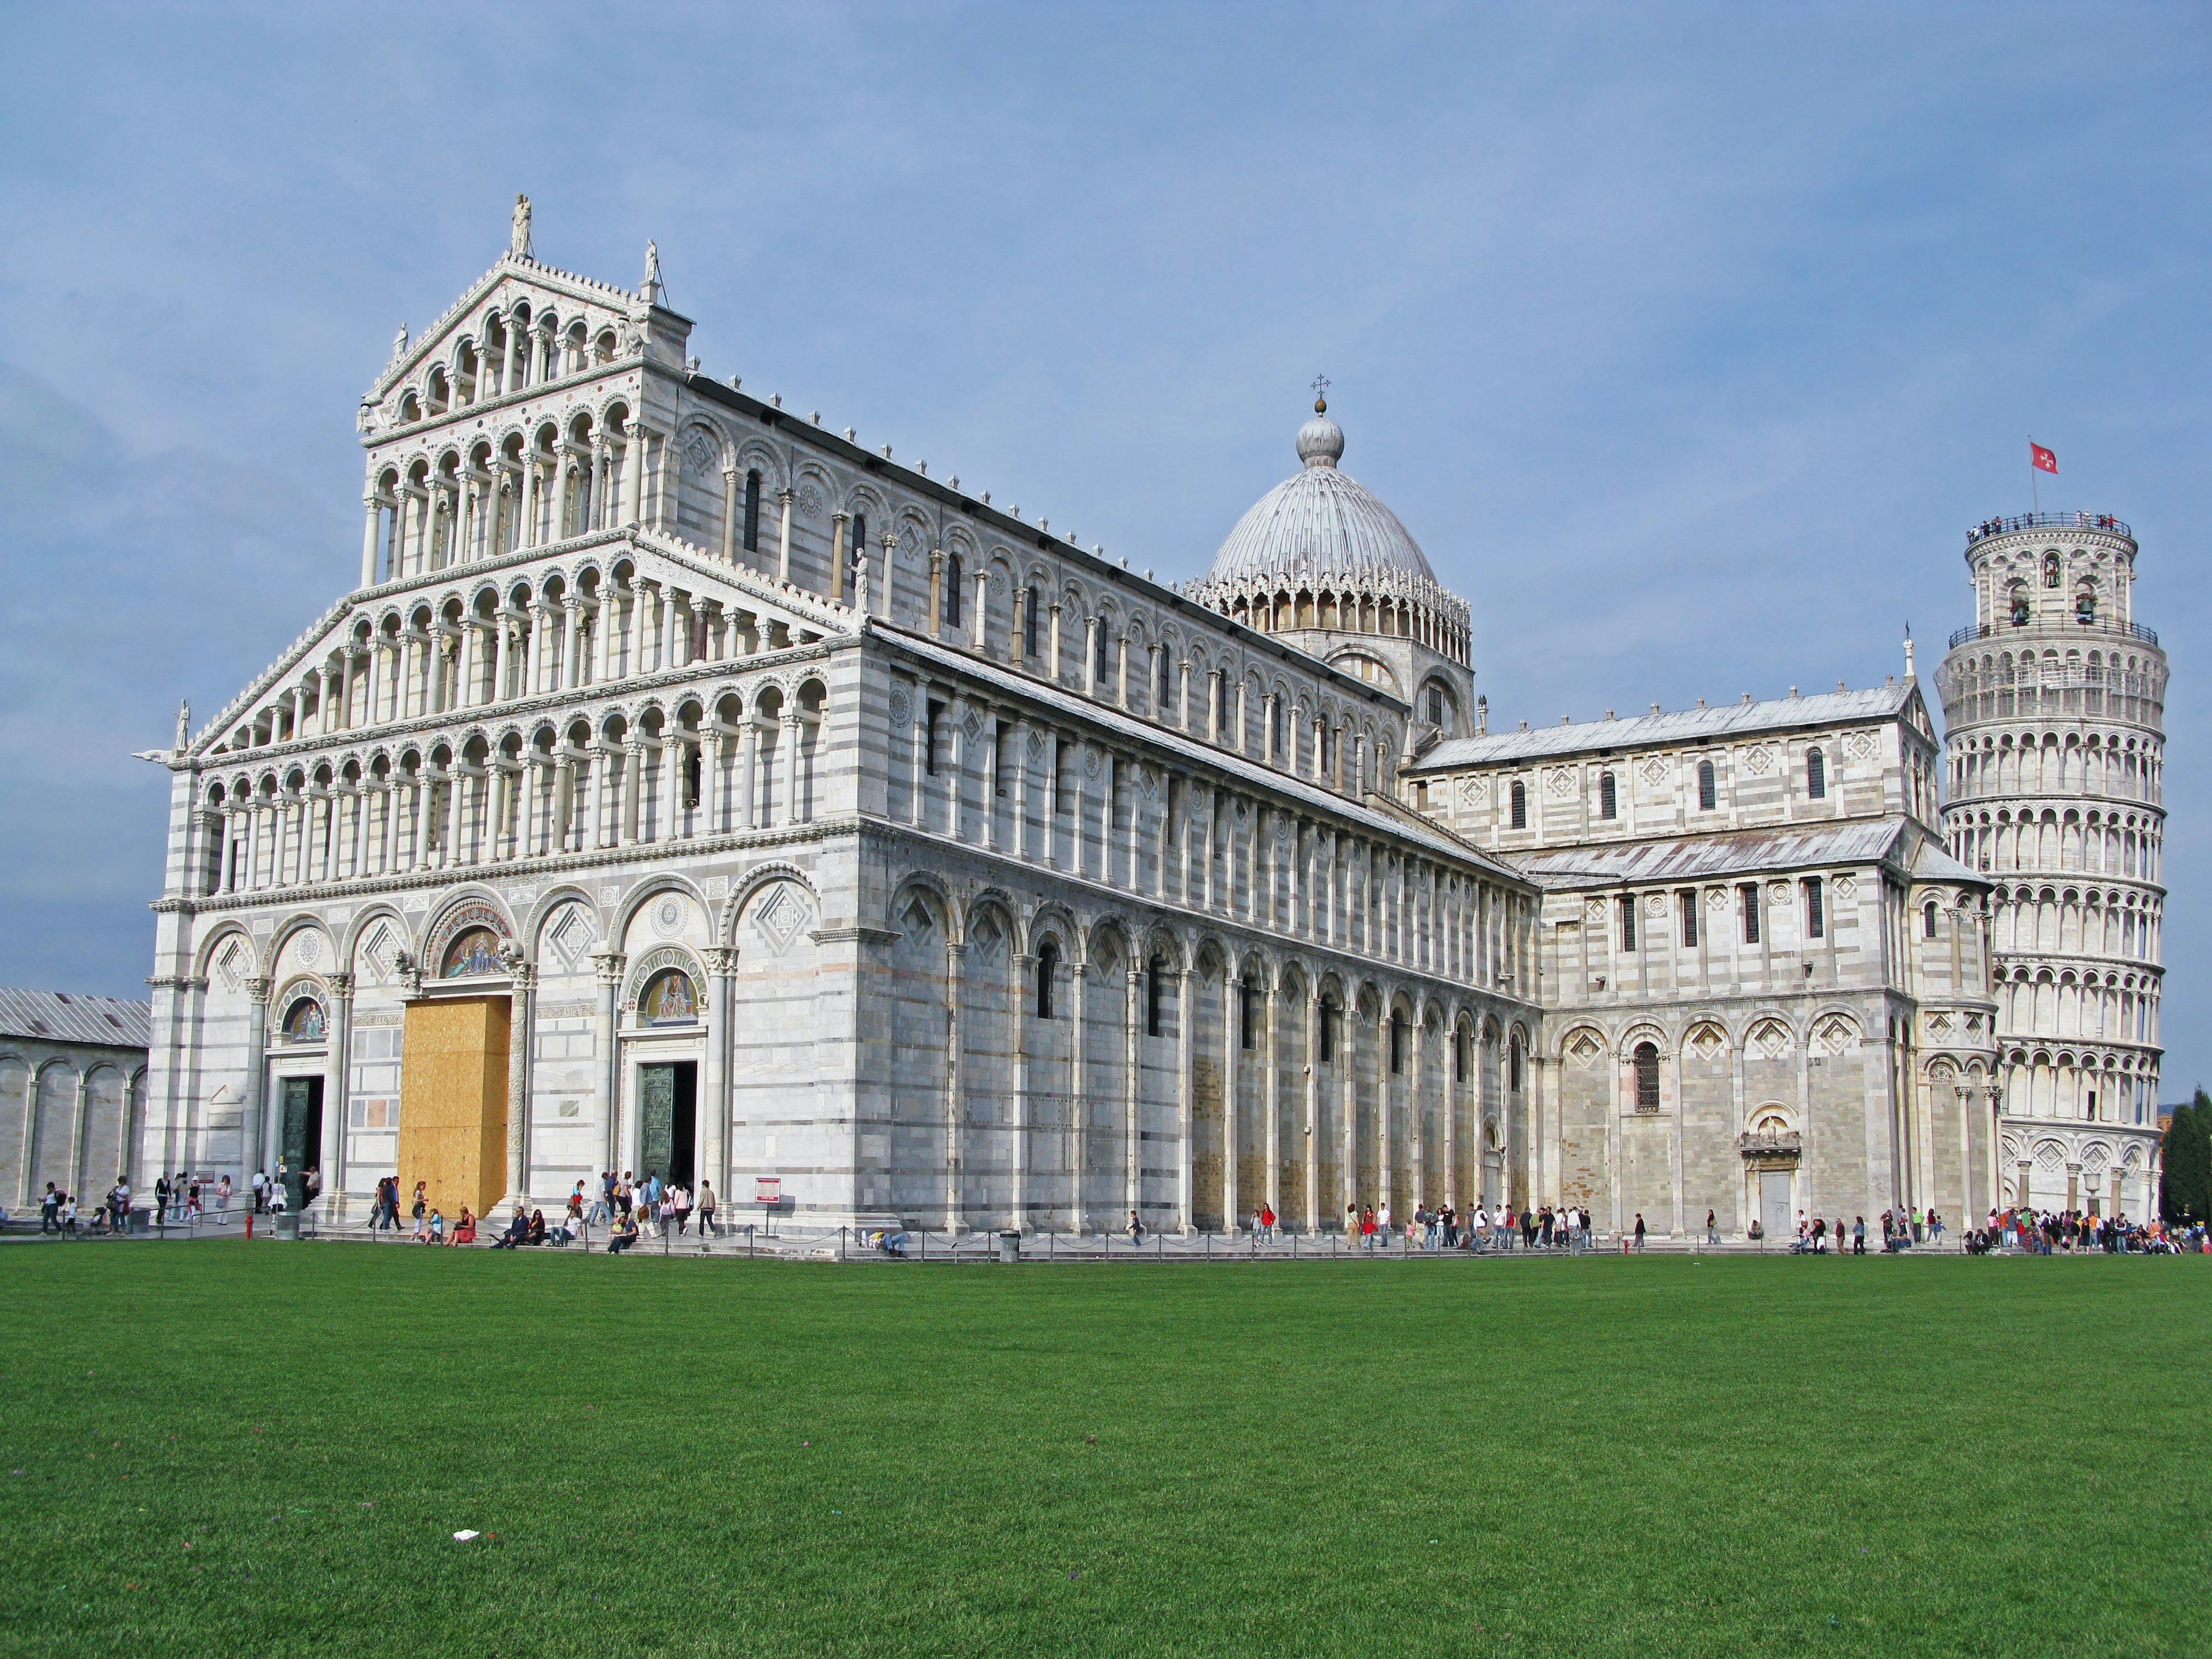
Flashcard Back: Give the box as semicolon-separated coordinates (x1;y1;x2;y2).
1948;616;2158;650
1965;511;2131;546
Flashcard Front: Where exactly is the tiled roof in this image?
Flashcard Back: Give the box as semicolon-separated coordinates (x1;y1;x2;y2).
0;988;152;1049
1510;817;1965;891
1414;685;1913;770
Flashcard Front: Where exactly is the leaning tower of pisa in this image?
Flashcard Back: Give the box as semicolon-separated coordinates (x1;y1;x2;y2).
1936;510;2167;1219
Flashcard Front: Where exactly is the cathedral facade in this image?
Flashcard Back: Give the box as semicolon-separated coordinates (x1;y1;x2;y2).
125;213;2162;1237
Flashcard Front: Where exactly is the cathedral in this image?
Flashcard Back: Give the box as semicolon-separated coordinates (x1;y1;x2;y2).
124;205;2166;1238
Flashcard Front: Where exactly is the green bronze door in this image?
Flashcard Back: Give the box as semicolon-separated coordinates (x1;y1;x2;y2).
639;1065;676;1183
280;1077;321;1212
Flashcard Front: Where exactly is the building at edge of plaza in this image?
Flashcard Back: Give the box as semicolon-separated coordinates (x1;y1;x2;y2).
120;207;2162;1236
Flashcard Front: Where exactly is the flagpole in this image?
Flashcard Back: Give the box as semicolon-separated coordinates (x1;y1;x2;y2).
2029;435;2040;515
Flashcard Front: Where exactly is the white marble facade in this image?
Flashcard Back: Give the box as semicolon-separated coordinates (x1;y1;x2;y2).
137;208;2152;1235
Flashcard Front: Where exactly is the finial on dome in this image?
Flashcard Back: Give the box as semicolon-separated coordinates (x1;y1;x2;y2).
1296;381;1344;468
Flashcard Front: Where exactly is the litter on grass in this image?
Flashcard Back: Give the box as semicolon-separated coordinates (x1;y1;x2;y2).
453;1530;480;1542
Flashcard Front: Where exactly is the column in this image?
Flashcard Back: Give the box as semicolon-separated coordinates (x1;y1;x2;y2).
562;599;584;691
628;583;652;679
929;550;945;639
703;950;736;1206
521;456;541;550
721;468;741;565
593;952;625;1177
240;978;271;1187
553;756;575;852
1305;992;1322;1233
1265;980;1282;1221
360;495;381;588
1082;616;1100;696
620;740;643;845
457;619;480;710
781;714;804;826
945;941;965;1230
589;440;609;531
972;568;990;654
777;488;794;582
505;964;533;1211
879;531;898;619
1048;603;1064;682
1069;963;1088;1232
738;722;760;830
622;424;647;525
319;972;351;1217
656;587;674;673
1124;961;1142;1226
1222;980;1240;1234
658;733;684;841
493;616;514;703
828;511;848;603
1176;965;1195;1233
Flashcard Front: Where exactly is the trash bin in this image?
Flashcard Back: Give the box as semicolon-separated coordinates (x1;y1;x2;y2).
275;1213;301;1240
997;1230;1021;1263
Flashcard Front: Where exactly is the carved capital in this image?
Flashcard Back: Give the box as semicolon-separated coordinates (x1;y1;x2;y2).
591;949;627;987
244;976;272;1006
703;947;738;976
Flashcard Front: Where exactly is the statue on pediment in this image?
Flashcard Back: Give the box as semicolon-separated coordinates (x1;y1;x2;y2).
510;193;533;259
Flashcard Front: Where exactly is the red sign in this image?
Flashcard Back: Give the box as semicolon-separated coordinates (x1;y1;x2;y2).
2030;442;2058;475
755;1177;781;1205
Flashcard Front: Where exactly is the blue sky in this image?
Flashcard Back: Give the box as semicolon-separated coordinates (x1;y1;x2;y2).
2;4;2206;1088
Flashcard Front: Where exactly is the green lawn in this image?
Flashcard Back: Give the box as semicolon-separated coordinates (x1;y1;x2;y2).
1;1244;2205;1658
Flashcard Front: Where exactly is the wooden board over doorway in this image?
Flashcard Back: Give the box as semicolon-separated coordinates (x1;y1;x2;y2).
397;996;510;1221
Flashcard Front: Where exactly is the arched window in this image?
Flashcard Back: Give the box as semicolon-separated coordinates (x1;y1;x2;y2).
1509;779;1527;829
1318;999;1339;1063
1146;954;1167;1037
1509;1035;1524;1092
1633;1041;1660;1111
1238;978;1257;1051
1095;620;1113;683
850;513;867;580
1157;650;1173;712
1034;942;1058;1020
2010;585;2031;626
1806;747;1825;800
942;553;962;627
1697;760;1717;811
1804;876;1824;939
2043;552;2062;588
1925;900;1940;939
1388;1011;1407;1075
742;470;762;554
1023;586;1040;659
1599;771;1617;820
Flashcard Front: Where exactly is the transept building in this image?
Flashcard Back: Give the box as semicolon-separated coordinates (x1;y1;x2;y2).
119;207;2164;1237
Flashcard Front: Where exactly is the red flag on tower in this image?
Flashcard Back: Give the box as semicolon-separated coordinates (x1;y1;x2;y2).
2031;442;2058;475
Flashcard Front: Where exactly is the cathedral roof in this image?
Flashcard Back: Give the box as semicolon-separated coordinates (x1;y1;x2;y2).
1508;817;1976;891
1414;684;1918;770
1204;403;1436;586
0;988;151;1049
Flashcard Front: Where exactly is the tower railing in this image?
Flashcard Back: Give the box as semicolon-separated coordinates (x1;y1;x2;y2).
1948;616;2158;651
1965;511;2131;546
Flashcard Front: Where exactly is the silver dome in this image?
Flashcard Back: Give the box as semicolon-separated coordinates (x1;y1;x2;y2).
1206;411;1435;584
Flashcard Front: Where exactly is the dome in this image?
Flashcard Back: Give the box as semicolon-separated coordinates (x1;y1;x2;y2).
1206;404;1435;585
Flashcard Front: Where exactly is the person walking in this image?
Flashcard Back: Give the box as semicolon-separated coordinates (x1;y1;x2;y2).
1633;1213;1646;1251
39;1183;60;1234
216;1175;232;1216
1852;1215;1866;1254
154;1174;172;1227
697;1180;717;1238
585;1176;612;1228
1259;1201;1276;1244
1129;1210;1145;1245
1705;1208;1719;1247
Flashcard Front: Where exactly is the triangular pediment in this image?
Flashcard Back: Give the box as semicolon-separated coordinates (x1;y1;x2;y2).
185;527;855;762
363;254;692;416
